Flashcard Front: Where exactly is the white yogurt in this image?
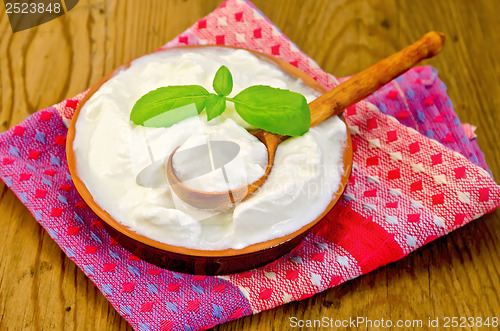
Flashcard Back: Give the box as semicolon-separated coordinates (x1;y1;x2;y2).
73;47;347;250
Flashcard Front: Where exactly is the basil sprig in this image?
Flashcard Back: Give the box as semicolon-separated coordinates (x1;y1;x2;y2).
130;65;311;136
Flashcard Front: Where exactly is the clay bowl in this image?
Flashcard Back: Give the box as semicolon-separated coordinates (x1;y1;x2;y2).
66;45;353;275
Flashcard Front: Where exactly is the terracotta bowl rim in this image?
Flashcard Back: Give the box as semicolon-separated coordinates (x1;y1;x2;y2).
66;45;353;258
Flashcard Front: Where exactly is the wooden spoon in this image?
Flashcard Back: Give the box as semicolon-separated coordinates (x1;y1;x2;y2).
166;31;446;210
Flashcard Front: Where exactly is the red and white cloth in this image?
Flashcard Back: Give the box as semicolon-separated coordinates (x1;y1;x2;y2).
1;1;498;330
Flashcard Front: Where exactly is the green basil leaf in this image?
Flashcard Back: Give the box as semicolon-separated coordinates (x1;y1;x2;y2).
205;94;226;121
212;65;233;96
232;86;311;136
130;85;209;127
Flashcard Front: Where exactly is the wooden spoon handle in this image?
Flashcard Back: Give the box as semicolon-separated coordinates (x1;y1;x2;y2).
309;31;446;127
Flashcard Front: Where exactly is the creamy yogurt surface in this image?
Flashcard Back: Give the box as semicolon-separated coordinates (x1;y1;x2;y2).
73;47;347;250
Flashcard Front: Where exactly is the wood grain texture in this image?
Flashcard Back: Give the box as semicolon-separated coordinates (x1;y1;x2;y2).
0;0;499;330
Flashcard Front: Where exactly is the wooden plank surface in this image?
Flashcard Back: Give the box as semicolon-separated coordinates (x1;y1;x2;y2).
0;0;499;330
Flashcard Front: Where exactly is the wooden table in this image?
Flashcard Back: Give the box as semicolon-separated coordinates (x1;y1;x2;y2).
1;0;499;330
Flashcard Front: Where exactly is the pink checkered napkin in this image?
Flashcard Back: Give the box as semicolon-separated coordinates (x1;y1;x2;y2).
1;1;499;330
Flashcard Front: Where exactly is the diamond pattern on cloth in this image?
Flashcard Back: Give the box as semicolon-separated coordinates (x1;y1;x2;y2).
1;0;499;330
